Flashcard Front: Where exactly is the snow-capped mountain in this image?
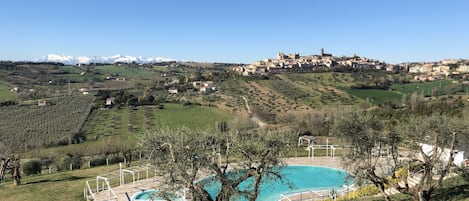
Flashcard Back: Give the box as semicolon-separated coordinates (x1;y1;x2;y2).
42;54;174;65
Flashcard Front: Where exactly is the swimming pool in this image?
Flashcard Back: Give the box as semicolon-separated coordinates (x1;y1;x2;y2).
132;166;351;201
131;189;185;201
203;165;352;201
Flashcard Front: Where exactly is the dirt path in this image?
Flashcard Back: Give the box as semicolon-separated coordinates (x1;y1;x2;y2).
241;95;266;128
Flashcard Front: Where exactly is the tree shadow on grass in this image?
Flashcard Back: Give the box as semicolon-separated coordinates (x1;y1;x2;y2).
25;176;85;185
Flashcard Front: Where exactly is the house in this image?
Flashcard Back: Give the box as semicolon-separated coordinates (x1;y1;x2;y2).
105;98;115;107
457;65;469;73
386;65;401;72
192;81;216;93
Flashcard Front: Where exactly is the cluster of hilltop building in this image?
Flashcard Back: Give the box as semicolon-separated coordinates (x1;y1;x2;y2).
233;49;389;75
233;49;469;81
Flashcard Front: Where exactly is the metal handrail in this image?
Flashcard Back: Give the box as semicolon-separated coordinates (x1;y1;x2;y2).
84;180;96;200
278;185;347;201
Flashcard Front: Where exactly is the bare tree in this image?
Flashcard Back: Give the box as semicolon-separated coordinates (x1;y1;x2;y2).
138;127;296;201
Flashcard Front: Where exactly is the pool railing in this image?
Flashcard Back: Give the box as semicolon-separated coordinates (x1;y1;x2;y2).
278;185;354;201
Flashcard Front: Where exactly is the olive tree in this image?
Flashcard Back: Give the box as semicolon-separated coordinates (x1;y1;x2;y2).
397;114;469;201
332;111;400;201
0;155;21;185
334;111;468;201
138;127;296;201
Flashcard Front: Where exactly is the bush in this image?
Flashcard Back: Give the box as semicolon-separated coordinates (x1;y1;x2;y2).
23;159;42;175
107;153;124;164
90;154;107;166
55;154;82;171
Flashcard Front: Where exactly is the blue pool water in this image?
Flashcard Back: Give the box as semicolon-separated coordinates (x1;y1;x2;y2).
131;189;184;201
202;165;351;201
132;166;351;201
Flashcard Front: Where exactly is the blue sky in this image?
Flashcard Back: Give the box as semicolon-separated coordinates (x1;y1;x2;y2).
1;0;468;63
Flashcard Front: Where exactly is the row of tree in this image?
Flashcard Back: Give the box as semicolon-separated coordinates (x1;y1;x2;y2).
138;127;297;201
137;105;468;201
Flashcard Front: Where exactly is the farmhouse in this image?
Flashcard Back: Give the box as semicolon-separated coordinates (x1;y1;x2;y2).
105;97;115;107
192;81;216;93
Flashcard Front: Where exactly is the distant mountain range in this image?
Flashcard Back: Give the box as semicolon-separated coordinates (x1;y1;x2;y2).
42;54;174;65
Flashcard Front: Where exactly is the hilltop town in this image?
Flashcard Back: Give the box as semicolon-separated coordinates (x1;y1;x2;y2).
234;49;469;82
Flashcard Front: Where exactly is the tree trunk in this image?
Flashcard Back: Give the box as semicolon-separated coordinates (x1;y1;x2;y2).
420;190;431;201
12;163;21;186
377;183;391;201
0;158;11;184
250;173;263;201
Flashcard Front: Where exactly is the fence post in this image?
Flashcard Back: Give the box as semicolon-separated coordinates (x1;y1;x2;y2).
119;163;123;186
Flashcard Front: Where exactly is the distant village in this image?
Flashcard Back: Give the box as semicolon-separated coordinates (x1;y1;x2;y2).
233;49;469;82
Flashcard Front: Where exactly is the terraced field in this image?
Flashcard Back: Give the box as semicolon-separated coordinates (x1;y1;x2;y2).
0;95;95;152
275;74;357;107
82;103;235;153
245;81;308;115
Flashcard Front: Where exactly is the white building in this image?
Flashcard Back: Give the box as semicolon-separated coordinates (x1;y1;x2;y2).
420;143;467;168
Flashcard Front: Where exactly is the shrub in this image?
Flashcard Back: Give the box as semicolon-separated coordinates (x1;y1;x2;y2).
90;154;107;166
108;153;124;164
55;154;82;171
23;159;42;175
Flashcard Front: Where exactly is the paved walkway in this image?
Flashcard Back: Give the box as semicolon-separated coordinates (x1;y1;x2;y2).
282;157;342;169
92;157;342;201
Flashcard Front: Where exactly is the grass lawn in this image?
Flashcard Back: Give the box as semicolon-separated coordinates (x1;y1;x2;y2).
0;82;18;102
340;80;465;105
0;164;123;201
153;103;234;130
390;80;455;96
340;87;402;105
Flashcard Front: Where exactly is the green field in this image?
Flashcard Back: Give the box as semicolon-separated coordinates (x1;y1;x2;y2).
24;103;235;158
153;103;234;129
95;65;158;77
0;82;18;102
86;103;234;139
340;80;467;105
390;80;466;96
340;87;402;104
